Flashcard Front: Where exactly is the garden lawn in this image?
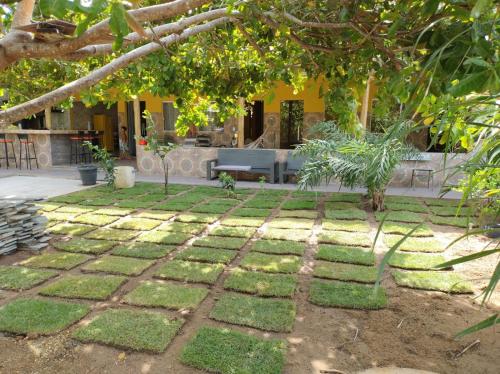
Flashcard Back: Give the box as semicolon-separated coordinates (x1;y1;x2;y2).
71;213;119;226
73;308;183;353
209;226;256;238
322;219;370;233
251;239;305;256
42;212;76;222
429;206;473;217
176;213;220;224
231;208;271;217
111;218;161;231
388;252;447;270
221;216;265;227
155;260;224;284
0;266;57;290
176;247;237;264
324;201;361;210
430;215;472;228
385;202;428;213
262;228;311;241
180;326;286;374
424;198;462;207
318;231;371;247
83;256;154;276
93;207;134;216
244;199;281;209
313;262;377;283
21;252;91;270
39;274;125;300
55;205;95;214
115;200;155;209
224;269;297;297
137;230;191;245
84;228;140;241
112;242;175;259
190;203;232;214
277;210;318;219
267;218;315;229
123;281;208;310
324;208;367;220
385;196;422;205
210;293;296;332
328;193;362;203
53;238;116;254
0;298;89;335
133;210;176;220
281;199;317;210
158;222;206;234
315;245;375;266
392;270;473;293
385;235;445;253
374;211;425;223
36;202;62;211
192;236;247;250
47;223;96;236
381;222;434;237
240;253;301;274
309;279;387;309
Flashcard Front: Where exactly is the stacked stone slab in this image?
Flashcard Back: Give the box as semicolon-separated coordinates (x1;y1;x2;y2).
0;199;50;255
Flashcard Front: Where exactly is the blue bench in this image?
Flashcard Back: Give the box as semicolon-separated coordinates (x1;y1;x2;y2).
279;151;306;184
206;149;278;183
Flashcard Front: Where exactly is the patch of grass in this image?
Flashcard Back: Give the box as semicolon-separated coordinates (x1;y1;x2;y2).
209;226;256;238
93;207;134;216
240;252;301;273
315;244;375;265
281;199;317;210
384;235;445;253
71;213;119;226
291;190;322;200
267;218;315;229
73;308;183;353
21;252;91;270
231;208;271;217
324;201;361;210
324;208;367;220
180;326;286;374
48;223;96;236
42;211;76;222
190;204;231;214
392;270;473;293
430;215;472;228
83;256;154;276
262;228;311;241
429;206;473;217
322;219;370;233
133;210;176;220
375;211;425;223
158;222;206;234
112;242;175;259
137;230;191;245
0;266;57;290
84;228;140;241
53;238;116;254
36;202;62;212
309;279;387;309
385;196;422;205
111;218;162;231
55;205;95;214
251;240;305;256
81;197;117;206
313;262;377;283
208;198;241;206
224;269;297;297
123;281;208;310
388;252;447;270
192;236;247;250
154;260;224;284
318;231;371;247
381;222;434;237
135;193;168;203
175;213;220;224
424;198;462;207
385;202;428;213
176;246;237;264
243;199;280;209
221;216;265;227
255;189;289;198
328;193;362;203
39;274;125;300
49;195;86;204
277;209;318;219
0;299;89;335
115;200;154;209
210;293;296;332
152;201;194;211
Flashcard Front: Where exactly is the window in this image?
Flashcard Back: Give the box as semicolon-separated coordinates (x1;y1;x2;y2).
280;100;304;149
163;102;179;131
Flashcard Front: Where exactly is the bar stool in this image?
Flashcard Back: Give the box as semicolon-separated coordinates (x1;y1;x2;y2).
70;131;86;165
17;134;38;169
0;134;17;168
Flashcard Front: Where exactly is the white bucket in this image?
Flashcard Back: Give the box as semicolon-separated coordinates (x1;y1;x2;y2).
114;166;136;189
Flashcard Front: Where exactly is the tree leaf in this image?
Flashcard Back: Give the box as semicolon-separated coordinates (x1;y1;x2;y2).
435;248;500;268
471;0;492;19
448;70;491;96
109;2;130;50
455;314;499;338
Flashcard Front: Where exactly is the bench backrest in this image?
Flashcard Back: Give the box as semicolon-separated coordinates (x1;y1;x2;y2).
286;151;306;170
218;149;276;169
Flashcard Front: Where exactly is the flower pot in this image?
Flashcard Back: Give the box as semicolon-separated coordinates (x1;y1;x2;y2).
78;165;98;186
484;224;500;239
114;166;136;189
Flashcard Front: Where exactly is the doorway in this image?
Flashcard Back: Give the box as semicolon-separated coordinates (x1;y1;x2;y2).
280;100;304;149
126;101;146;157
244;100;264;144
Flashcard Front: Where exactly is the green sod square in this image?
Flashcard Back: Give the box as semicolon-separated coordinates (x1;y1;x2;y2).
71;213;119;226
392;270;473;293
250;239;306;256
49;194;86;204
175;213;220;224
36;202;62;212
209;226;256;238
262;228;311;241
93;207;134;216
375;211;425;223
83;256;154;276
176;247;237;264
158;222;206;234
313;262;377;283
137;230;191;245
277;209;318;219
224;268;297;297
267;218;315;230
430;215;472;228
231;208;271;217
111;218;161;231
385;196;422;205
115;200;154;209
81;197;117;206
424;198;462;207
0;298;89;335
318;231;371;247
429;206;473;217
309;279;387;309
381;222;434;237
42;211;77;222
21;252;91;270
190;204;231;215
315;244;375;265
322;219;370;233
136;193;168;203
152;201;193;211
48;223;96;236
384;235;445;253
84;228;140;241
73;308;184;353
292;190;323;200
154;260;224;284
123;281;208;310
324;208;367;220
53;238;117;254
388;252;447;270
133;210;176;220
240;252;301;274
385;202;428;213
112;242;175;259
192;236;247;250
39;274;126;300
243;199;280;209
180;326;286;374
210;293;296;332
221;216;265;227
324;201;361;210
328;193;362;203
55;205;95;214
281;199;317;210
255;190;288;199
208;198;240;206
0;266;57;290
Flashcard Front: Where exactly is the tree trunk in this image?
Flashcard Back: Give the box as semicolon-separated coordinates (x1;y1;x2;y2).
372;190;385;211
162;156;169;195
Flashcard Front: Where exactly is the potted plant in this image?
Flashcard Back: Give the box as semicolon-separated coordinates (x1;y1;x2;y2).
82;141;116;188
137;136;148;146
77;163;98;186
